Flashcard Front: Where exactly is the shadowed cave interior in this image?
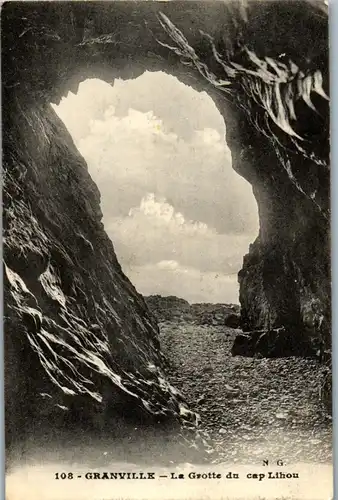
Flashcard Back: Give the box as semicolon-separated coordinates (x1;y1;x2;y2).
2;0;331;468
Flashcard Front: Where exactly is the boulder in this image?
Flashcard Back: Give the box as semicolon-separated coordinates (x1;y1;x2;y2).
224;313;241;329
231;328;318;358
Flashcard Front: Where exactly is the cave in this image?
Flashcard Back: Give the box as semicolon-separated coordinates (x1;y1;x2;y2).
3;0;330;462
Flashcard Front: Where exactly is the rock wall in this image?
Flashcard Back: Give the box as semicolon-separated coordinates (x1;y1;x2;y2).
221;97;331;354
3;96;197;455
2;0;331;447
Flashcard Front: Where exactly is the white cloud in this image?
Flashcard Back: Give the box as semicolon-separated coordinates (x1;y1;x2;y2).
106;193;254;276
156;260;180;270
53;79;117;141
195;128;223;149
68;101;258;236
52;74;259;303
132;193;209;234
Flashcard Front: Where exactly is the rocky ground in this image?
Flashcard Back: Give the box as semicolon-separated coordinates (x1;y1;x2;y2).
8;301;332;500
159;319;332;465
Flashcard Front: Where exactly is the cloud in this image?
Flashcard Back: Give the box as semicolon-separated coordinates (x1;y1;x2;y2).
67;101;258;236
103;72;226;141
156;260;180;270
54;79;117;141
52;73;259;302
106;193;254;275
133;193;209;234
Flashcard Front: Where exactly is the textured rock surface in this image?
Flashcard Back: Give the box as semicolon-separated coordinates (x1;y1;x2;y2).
160;320;332;464
2;0;331;450
3;100;197;455
231;328;317;359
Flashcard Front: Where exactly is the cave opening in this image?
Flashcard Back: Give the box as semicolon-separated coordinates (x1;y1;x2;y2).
52;71;259;305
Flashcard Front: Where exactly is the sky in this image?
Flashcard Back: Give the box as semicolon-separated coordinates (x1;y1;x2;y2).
52;72;259;304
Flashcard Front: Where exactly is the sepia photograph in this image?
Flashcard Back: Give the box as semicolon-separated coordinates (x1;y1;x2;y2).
2;1;332;499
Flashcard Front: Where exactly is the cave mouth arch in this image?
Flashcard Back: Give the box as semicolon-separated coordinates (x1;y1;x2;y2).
2;0;331;475
2;0;330;343
52;73;259;305
1;0;330;359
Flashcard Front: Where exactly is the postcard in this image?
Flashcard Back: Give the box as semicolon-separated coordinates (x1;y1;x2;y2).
2;1;332;499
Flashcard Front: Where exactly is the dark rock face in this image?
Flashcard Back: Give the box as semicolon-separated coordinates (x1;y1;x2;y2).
2;0;331;445
3;99;196;453
234;122;331;350
231;328;317;359
223;313;241;329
